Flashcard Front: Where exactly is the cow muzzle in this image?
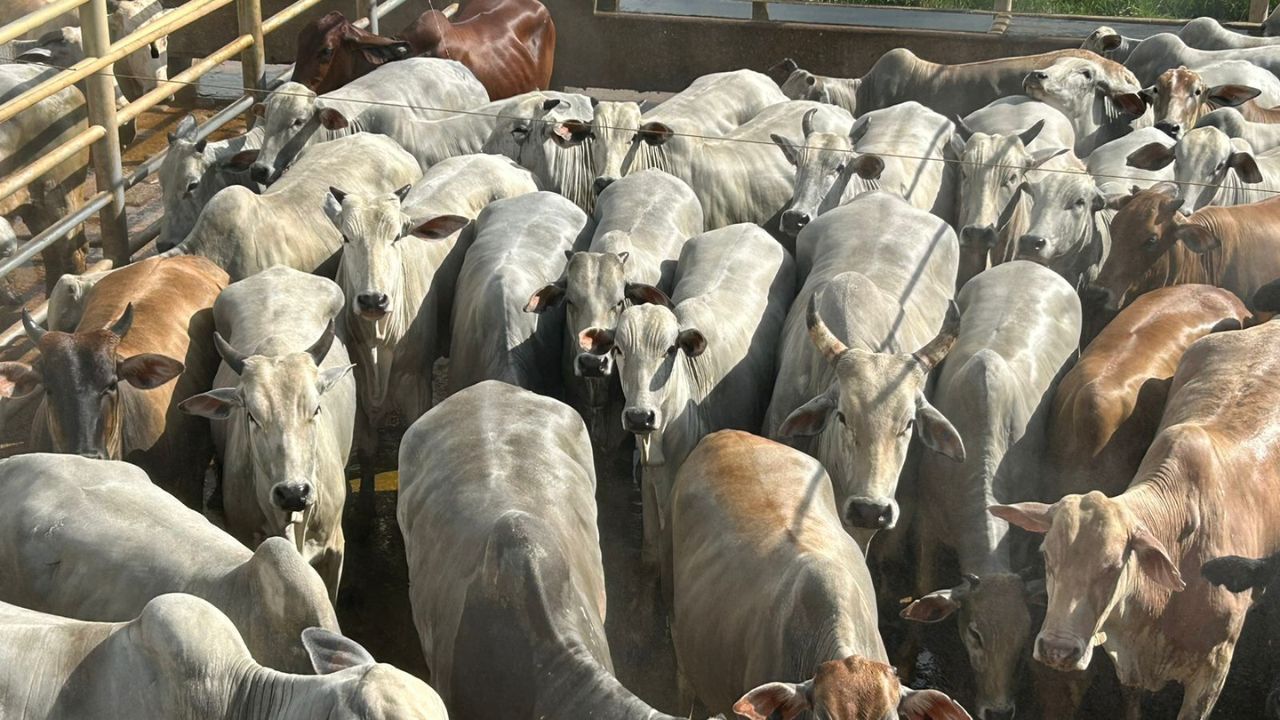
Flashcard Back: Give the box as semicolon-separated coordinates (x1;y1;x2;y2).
1154;121;1181;139
780;209;811;237
844;496;899;530
1034;631;1090;671
978;704;1016;720
623;407;658;434
249;163;276;185
1081;283;1118;312
960;224;998;249
271;481;316;513
356;292;391;320
576;351;612;378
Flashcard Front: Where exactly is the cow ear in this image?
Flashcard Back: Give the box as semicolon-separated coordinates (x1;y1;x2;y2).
733;680;813;720
1029;146;1069;170
771;133;801;166
1100;32;1124;51
318;364;353;395
524;282;566;313
1130;525;1185;591
677;328;706;358
1229;151;1264;183
226;149;258;170
178;387;242;419
1173;224;1220;254
1111;91;1148;117
252;102;266;117
301;627;376;674
322;189;344;227
901;589;960;623
0;362;42;398
317;107;349;130
989;502;1054;534
118;354;184;389
1207;84;1262;108
778;388;836;438
899;687;973;720
852;153;885;180
1127;142;1175;171
916;395;965;462
1202;555;1273;593
410;214;470;240
578;327;615;354
624;282;672;308
636;121;674;146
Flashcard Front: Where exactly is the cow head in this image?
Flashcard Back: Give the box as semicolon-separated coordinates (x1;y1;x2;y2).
1127;125;1263;215
158;115;210;248
486;94;596;211
1142;66;1260;141
324;185;470;324
1081;26;1125;59
773;111;884;238
240;537;340;673
903;573;1039;720
0;306;184;459
110;2;171;96
402;5;461;60
1009;171;1120;284
735;655;972;720
780;68;829;104
1023;56;1147;148
779;294;964;539
293;11;412;95
590;100;643;195
990;493;1185;673
250;82;349;185
180;324;352;532
1087;183;1219;310
300;627;448;717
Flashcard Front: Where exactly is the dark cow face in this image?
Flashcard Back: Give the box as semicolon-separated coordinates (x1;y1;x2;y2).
1203;553;1280;720
0;307;184;459
1087;183;1218;310
735;655;972;720
1143;66;1260;141
294;11;411;95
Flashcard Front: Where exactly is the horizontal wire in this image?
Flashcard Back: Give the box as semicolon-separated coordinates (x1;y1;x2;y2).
3;55;1277;195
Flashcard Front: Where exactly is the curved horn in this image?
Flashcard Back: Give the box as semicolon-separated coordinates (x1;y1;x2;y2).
805;293;847;365
962;572;981;588
801;107;818;138
849;117;870;145
954;115;975;143
21;308;46;344
913;301;961;371
109;303;133;339
305;320;336;367
213;331;248;375
1018;118;1047;147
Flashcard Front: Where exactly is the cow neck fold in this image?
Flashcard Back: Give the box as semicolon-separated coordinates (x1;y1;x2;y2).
540;644;683;720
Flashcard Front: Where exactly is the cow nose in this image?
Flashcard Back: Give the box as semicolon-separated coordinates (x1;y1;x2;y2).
781;209;811;235
271;482;315;513
960;224;998;248
623;407;657;433
1154;121;1180;139
249;163;272;184
357;292;390;314
844;496;899;530
76;450;107;460
1019;235;1048;253
576;352;611;378
594;176;615;195
980;707;1016;720
1035;633;1085;670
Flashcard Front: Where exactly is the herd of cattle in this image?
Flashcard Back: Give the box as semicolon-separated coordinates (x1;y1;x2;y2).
10;1;1280;718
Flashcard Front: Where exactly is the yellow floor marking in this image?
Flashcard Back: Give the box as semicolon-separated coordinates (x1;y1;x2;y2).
348;470;399;493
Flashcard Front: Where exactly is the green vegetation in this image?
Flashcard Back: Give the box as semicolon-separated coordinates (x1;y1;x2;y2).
832;0;1252;21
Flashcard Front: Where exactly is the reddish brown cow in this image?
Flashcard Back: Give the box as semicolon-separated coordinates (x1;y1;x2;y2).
1046;285;1248;499
0;256;227;508
1086;183;1280;313
293;0;555;100
993;318;1280;719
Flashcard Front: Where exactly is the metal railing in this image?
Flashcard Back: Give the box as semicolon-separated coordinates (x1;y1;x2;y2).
0;0;406;344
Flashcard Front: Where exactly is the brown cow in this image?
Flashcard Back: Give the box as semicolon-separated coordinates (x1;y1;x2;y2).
0;256;227;508
293;0;555;100
1046;285;1248;500
1140;65;1265;140
992;317;1280;719
1085;183;1280;314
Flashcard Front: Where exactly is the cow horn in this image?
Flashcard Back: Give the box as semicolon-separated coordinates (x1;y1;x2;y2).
213;332;248;375
109;303;133;339
21;308;46;344
954;116;975;143
441;2;459;18
849;117;870;145
1018;118;1046;147
962;573;981;588
306;320;336;366
805;293;847;365
912;301;961;371
801;108;818;138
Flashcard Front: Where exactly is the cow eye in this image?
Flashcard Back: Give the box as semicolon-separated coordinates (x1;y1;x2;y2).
835;163;847;174
968;625;984;648
1145;235;1159;248
104;381;118;395
1074;198;1087;209
835;410;847;426
292;118;305;128
1005;173;1018;186
615;299;625;310
901;418;915;435
319;47;333;61
1195;88;1202;96
1081;69;1093;80
247;413;261;428
312;406;322;418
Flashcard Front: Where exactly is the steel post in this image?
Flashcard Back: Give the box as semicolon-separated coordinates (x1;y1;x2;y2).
78;0;129;266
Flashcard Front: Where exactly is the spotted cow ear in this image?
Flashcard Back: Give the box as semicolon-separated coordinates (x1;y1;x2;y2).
733;680;813;720
301;628;375;674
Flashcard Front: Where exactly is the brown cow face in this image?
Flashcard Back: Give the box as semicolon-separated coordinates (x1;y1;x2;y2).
1143;66;1260;141
1088;183;1219;310
294;12;411;95
0;307;184;459
991;493;1185;673
735;655;972;720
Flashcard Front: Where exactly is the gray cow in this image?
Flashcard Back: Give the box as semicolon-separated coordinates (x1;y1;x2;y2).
765;191;962;550
1198;107;1280;153
449;191;593;395
1004;167;1121;289
903;261;1081;720
327;154;538;513
181;267;356;602
770;58;860;115
1125;33;1280;86
0;453;337;674
578;224;795;580
1126;125;1280;213
525;169;703;448
249;58;488;183
0;594;446;719
673;430;971;720
167;133;421;280
397;381;688;719
158;114;262;249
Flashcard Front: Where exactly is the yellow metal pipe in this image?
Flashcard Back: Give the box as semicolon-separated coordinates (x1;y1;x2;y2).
0;0;88;46
119;34;253;124
0;0;236;126
0;125;104;207
262;0;327;34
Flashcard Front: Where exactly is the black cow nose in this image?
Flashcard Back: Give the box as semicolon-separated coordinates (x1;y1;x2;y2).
845;497;897;529
1155;121;1180;139
250;164;272;184
576;352;609;378
357;292;390;313
960;224;998;248
1020;235;1048;253
271;482;314;512
594;176;615;195
781;210;811;233
981;709;1016;720
623;408;656;433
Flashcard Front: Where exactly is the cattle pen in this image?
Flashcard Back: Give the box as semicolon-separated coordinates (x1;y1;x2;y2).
5;0;1280;718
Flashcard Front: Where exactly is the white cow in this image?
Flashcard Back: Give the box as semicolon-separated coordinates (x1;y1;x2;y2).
770;57;860;115
0;453;337;673
0;594;446;719
157;115;262;248
1125;33;1280;86
108;0;171;99
1198;107;1280;153
1086;126;1176;195
180;267;356;602
167;132;421;280
1024;55;1149;156
1126;125;1280;213
250;58;488;183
